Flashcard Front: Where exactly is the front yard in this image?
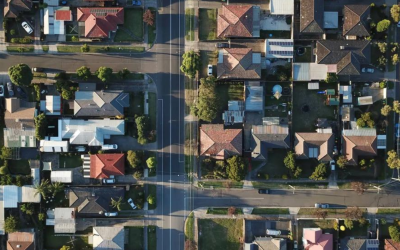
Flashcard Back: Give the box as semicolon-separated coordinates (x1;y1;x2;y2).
199;9;217;40
255;149;288;179
214;83;244;123
199;50;218;78
114;8;144;42
120;185;145;210
198;219;243;250
185;8;195;41
338;220;368;238
125;226;144;250
57;45;145;53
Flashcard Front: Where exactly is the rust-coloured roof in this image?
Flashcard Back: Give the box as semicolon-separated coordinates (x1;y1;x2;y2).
7;232;34;250
217;4;253;38
385;239;400;250
90;153;125;179
55;10;72;21
77;8;124;38
343;5;370;37
342;135;377;165
200;124;242;160
217;48;261;79
294;132;334;161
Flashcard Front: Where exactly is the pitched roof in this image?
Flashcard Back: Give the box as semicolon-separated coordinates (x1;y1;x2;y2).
300;0;324;33
343;239;366;250
316;40;371;75
385;239;400;250
4;98;36;129
217;4;254;38
90;153;125;179
217;48;261;79
77;8;124;38
295;133;334;161
55;10;72;21
251;125;290;160
303;228;333;250
74;90;129;117
7;232;34;250
254;237;287;250
93;226;124;250
342;129;377;165
4;0;32;18
200;124;242;159
343;5;370;37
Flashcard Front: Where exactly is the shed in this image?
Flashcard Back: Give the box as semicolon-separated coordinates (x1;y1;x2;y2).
270;0;294;15
358;96;373;106
51;171;73;183
40;140;69;152
308;82;319;90
339;85;352;104
245;86;264;111
377;135;386;149
325;89;335;95
327;98;339;106
54;208;76;233
3;186;19;208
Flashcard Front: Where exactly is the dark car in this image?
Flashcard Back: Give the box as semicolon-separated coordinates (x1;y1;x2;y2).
258;189;270;194
216;43;229;48
16;87;27;99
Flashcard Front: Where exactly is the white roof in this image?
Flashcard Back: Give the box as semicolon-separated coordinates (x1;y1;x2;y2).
343;128;376;137
40;140;69;152
44;7;66;35
31;168;40;186
3;186;19;208
54;208;76;233
308;82;319;90
245;85;264;111
51;171;73;183
22;186;41;203
293;63;328;81
266;39;294;59
270;0;294;14
377;135;386;149
324;12;338;29
40;95;61;115
358;96;373;106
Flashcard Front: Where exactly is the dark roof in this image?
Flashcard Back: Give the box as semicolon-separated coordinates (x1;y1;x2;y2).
69;187;124;215
300;0;324;33
200;124;242;159
251;124;290;160
4;0;32;18
341;239;367;250
316;40;371;75
343;5;370;37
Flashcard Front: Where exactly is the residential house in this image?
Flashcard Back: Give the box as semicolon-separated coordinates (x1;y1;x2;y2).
217;4;260;38
303;228;333;250
46;207;76;233
245;237;287;250
7;231;35;250
223;101;245;125
74;90;129;117
77;7;124;38
294;132;334;161
90;153;125;179
4;0;32;18
265;39;294;59
68;187;124;216
217;48;261;80
385;239;400;250
343;5;370;39
342;129;377;165
40;140;69;152
92;226;125;250
269;0;294;15
341;239;379;250
200;124;242;160
44;7;72;35
315;40;371;76
40;95;62;115
300;0;324;34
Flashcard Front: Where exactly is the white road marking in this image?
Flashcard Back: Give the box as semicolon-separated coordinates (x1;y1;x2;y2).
158;98;164;246
191;197;265;200
169;1;173;249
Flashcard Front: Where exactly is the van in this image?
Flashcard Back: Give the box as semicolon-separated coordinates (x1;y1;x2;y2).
102;144;118;150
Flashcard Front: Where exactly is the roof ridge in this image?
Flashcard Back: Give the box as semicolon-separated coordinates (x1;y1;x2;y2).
200;130;216;154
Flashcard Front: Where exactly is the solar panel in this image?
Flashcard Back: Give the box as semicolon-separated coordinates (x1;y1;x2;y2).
269;41;293;46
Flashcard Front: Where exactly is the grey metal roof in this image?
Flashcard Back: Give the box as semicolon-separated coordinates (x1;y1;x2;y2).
245;85;264;111
343;128;376;136
93;226;125;250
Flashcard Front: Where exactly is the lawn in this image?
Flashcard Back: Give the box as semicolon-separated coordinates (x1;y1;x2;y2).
298;208;367;216
256;149;289;179
125;226;144;250
252;208;289;214
294;46;312;62
252;181;328;189
148;92;157;138
147;184;157;210
198;181;243;189
206;208;243;215
8;160;31;175
148;8;157;47
339;220;368;238
148;226;157;250
127;92;145;117
199;9;217;40
7;46;34;53
185;8;195;41
198;219;243;250
260;30;291;39
120;185;145;210
185;212;194;241
199;50;218;78
42;45;49;52
114;8;144;42
44;227;90;249
57;45;145;53
292;82;337;132
297;220;337;244
59;154;83;168
370;44;384;69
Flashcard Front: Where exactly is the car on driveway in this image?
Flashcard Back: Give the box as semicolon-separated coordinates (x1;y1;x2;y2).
127;198;137;209
361;67;374;73
207;64;213;76
6;82;14;97
16;87;27;99
330;160;336;171
21;21;33;34
215;43;229;48
258;189;270;194
105;211;118;217
102;178;116;184
0;85;4;97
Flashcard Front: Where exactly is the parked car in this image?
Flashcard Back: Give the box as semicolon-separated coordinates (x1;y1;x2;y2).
315;203;321;208
398;21;400;28
266;229;281;236
105;211;118;217
102;178;116;184
132;0;142;5
16;87;27;99
6;82;14;97
127;198;137;209
330;160;336;171
258;189;270;194
102;144;118;150
361;67;374;73
0;85;4;97
321;203;329;208
75;146;86;152
207;64;213;76
21;21;33;34
395;124;399;138
215;43;229;48
32;67;44;72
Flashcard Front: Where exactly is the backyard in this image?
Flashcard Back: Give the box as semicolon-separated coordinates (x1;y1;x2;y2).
125;226;144;250
59;154;83;168
264;81;291;118
198;219;243;250
338;220;368;238
114;8;144;42
44;227;90;249
294;46;312;62
260;30;291;39
214;82;244;123
8;160;31;175
199;9;217;40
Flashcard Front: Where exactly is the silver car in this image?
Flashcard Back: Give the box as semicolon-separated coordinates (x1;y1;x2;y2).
21;21;33;34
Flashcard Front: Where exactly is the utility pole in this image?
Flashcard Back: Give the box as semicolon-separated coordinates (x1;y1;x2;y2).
288;185;295;194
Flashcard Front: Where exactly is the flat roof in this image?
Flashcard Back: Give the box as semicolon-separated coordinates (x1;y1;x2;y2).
270;0;294;14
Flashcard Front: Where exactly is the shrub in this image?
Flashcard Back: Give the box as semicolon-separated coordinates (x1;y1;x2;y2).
282;174;288;179
71;36;79;42
81;44;89;52
10;29;15;35
377;19;391;32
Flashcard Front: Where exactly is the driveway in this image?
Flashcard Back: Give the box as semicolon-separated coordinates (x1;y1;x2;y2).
105;135;157;151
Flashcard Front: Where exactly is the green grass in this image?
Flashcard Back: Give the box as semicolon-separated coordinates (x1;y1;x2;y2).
198;219;243;250
128;92;145;117
214;83;244;123
256;149;288;179
8;160;31;175
339;220;368;237
120;185;145;210
252;181;328;189
148;226;157;250
206;208;243;215
199;50;218;78
252;208;289;214
199;9;217;40
199;181;243;189
44;227;90;249
185;212;194;241
57;45;145;53
33;72;47;78
148;92;157;137
114;8;144;42
377;209;400;214
125;226;144;250
260;30;291;39
298;208;367;216
148;184;157;210
294;47;312;62
185;8;195;41
7;46;34;52
42;45;49;52
59;154;83;168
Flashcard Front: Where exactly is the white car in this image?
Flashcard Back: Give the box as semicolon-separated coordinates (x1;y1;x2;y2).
102;144;118;150
102;178;116;184
127;198;137;209
330;160;336;171
21;21;33;34
0;85;4;97
207;64;213;76
361;67;374;73
105;211;118;217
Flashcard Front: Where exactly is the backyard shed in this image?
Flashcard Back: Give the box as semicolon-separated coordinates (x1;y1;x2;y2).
325;89;335;95
308;82;319;90
327;98;339;106
357;96;373;106
51;170;73;183
339;85;352;104
270;0;294;14
40;140;69;152
245;86;264;111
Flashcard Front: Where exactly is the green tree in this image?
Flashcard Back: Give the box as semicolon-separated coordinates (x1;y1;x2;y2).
127;150;142;168
60;245;72;250
34;113;47;140
15;175;23;187
135;115;150;145
337;155;348;169
191;76;218;122
4;216;19;234
381;105;393;116
34;179;50;200
50;182;64;197
8;64;33;87
378;42;387;53
357;112;374;128
76;66;91;80
325;73;338;83
20;203;34;215
387;150;400;169
146;156;157;169
147;194;156;205
81;43;89;52
71;36;79;42
10;29;15;35
61;87;74;100
389;225;400;242
344;219;354;230
1;147;12;160
284;151;296;172
0;175;12;185
392;54;399;65
180;50;200;78
110;197;124;211
391;5;400;22
309;163;327;181
377;19;391;32
96;66;113;82
393;100;400;113
293;167;302;179
226;156;247;182
38;213;46;221
0;165;9;175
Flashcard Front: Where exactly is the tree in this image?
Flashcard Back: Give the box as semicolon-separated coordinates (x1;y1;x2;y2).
4;216;19;233
76;66;91;80
337;155;348;169
34;113;47;140
71;36;79;42
356;118;366;127
96;66;113;82
38;213;45;221
127;150;142;168
387;150;400;169
344;219;354;230
293;167;302;179
377;19;391;32
180;51;200;78
325;73;338;83
34;179;50;200
50;182;64;197
378;42;387;53
146;156;157;169
135;115;150;145
20;203;34;215
228;206;236;215
351;182;366;195
118;68;130;79
214;161;227;179
357;112;375;128
61;87;74;100
391;5;400;22
0;175;12;185
0;165;9;175
309;163;327;181
81;43;89;52
60;246;72;250
185;240;197;250
110;197;124;211
392;54;399;65
389;225;400;242
358;217;368;226
1;147;12;160
8;64;33;87
191;77;218;122
284;151;296;172
381;105;393;116
147;194;156;205
143;9;155;26
226;156;247;182
313;208;328;219
345;207;363;220
393;100;400;113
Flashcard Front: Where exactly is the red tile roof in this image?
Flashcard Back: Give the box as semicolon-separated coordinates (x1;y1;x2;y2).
303;229;333;250
200;124;242;159
217;4;254;38
90;153;125;179
77;7;124;38
342;135;377;165
55;10;72;21
385;239;400;250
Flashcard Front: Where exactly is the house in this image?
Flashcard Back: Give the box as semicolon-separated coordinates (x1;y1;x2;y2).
341;239;379;250
39;140;69;152
92;226;125;250
7;231;35;250
251;123;290;160
77;7;124;38
315;40;371;76
217;4;260;38
200;124;242;160
44;7;72;35
300;0;324;34
223;101;245;125
46;207;76;233
40;95;62;115
4;98;35;129
342;129;377;165
245;237;287;250
74;90;129;117
269;0;294;15
265;39;294;59
294;132;334;161
217;48;261;80
385;239;400;250
245;85;264;111
68;187;124;216
303;228;333;250
4;0;32;18
90;153;125;179
343;5;370;39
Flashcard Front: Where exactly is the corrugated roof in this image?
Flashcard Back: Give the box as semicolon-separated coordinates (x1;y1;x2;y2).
3;128;36;148
51;171;73;183
245;85;263;111
270;0;294;14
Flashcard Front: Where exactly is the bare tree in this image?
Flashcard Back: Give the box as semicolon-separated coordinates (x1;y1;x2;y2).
345;207;363;220
143;9;155;26
185;240;197;250
313;208;328;220
351;182;366;195
228;206;236;216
